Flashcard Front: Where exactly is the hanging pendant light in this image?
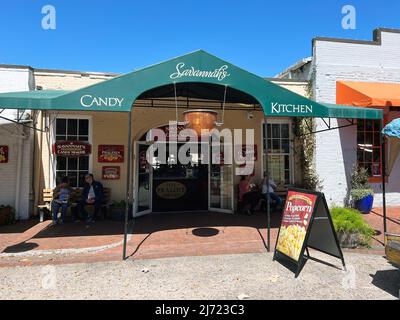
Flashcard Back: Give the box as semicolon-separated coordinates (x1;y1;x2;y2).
183;109;218;137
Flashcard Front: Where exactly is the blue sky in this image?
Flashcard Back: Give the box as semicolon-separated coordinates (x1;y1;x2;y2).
0;0;399;76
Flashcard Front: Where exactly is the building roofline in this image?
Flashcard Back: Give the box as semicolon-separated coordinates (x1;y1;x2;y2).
266;77;309;84
274;57;312;79
0;63;120;77
312;27;400;47
0;64;34;71
34;68;120;77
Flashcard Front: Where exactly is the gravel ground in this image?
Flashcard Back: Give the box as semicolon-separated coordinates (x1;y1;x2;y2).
0;251;399;300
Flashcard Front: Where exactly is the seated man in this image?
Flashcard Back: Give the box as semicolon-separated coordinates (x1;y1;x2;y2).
51;176;73;225
261;173;282;212
76;174;104;223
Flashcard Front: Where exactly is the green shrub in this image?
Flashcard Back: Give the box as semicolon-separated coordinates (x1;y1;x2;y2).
330;207;375;246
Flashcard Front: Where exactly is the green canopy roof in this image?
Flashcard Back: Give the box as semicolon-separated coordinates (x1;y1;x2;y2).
0;50;382;119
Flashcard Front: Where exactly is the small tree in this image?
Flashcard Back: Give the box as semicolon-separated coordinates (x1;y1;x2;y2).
350;164;369;189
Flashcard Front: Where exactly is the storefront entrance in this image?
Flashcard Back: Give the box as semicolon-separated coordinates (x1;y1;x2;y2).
134;140;234;217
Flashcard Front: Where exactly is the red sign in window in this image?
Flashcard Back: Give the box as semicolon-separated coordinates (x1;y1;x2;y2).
0;146;9;163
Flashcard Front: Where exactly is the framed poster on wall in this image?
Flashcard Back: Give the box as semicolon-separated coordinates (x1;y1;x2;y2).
102;166;121;180
98;145;124;163
0;146;9;163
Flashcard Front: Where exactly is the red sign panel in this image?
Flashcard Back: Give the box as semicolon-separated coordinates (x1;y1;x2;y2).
53;141;91;158
102;166;121;180
98;145;124;163
0;146;9;163
276;190;318;261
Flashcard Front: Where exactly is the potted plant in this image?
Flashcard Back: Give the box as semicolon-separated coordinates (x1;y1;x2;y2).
331;207;375;248
0;205;14;226
350;165;374;214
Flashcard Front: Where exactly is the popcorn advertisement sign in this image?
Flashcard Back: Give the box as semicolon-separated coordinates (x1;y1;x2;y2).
274;188;345;278
276;191;318;261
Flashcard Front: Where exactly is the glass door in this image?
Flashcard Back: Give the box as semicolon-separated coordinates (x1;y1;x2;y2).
209;144;234;213
133;142;152;217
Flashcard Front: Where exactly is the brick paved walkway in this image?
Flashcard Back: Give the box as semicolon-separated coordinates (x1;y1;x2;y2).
0;208;397;267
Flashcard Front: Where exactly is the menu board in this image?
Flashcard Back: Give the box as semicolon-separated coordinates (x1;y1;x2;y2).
276;190;318;261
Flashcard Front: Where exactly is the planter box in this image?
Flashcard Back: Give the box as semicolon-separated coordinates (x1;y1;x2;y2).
108;207;126;221
337;231;359;248
0;207;13;226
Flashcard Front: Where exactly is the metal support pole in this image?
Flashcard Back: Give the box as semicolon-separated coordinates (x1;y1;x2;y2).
123;111;132;260
381;127;387;234
263;116;271;252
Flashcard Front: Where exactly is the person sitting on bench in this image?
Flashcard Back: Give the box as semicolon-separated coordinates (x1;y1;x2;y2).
261;173;282;212
51;176;73;225
239;175;259;215
76;174;104;223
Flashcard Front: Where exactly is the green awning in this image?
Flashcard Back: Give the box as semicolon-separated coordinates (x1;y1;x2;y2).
0;50;382;120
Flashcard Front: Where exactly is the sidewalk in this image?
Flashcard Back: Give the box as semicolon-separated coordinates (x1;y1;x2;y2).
0;208;397;267
0;252;398;300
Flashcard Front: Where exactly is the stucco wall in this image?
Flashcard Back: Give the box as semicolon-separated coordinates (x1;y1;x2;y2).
0;66;34;219
313;29;400;206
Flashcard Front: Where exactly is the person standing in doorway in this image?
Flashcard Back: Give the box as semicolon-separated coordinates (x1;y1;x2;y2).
77;174;104;223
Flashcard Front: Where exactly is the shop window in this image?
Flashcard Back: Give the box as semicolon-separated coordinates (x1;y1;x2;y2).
357;119;382;178
262;122;292;185
55;118;90;187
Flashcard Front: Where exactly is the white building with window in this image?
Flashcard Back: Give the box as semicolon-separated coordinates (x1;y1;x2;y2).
278;28;400;206
0;65;35;219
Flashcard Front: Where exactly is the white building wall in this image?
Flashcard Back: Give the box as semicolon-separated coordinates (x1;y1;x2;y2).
0;66;34;219
313;29;400;206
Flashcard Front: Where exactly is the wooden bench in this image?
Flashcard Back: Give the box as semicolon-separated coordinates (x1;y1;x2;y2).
38;187;111;222
234;184;287;214
385;233;400;268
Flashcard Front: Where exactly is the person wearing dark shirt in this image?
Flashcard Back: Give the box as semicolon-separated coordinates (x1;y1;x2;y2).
76;174;104;223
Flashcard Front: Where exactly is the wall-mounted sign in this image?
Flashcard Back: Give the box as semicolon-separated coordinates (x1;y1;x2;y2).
80;95;124;108
274;188;345;278
102;166;120;180
98;145;124;163
52;141;91;158
270;102;313;115
0;146;9;163
156;181;187;200
169;62;230;82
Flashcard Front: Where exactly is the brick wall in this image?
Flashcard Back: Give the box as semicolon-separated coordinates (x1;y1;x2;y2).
313;29;400;206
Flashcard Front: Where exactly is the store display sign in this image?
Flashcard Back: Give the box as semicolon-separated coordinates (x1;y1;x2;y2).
0;146;9;163
274;188;345;277
276;190;317;261
52;141;91;157
98;145;124;163
156;181;187;200
102;166;120;180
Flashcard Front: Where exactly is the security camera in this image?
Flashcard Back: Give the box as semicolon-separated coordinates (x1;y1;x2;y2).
247;111;254;120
